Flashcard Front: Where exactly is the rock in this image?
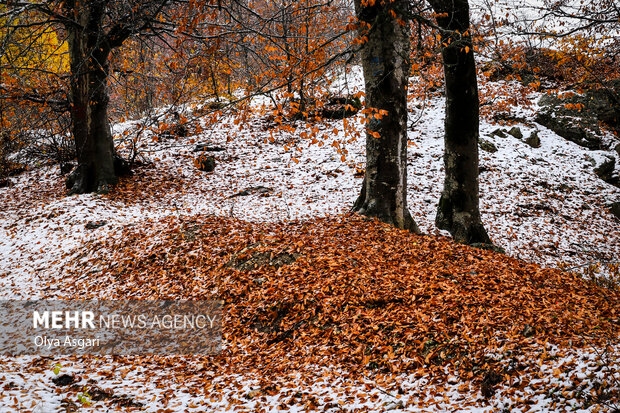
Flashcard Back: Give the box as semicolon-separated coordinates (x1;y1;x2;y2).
615;143;620;158
479;139;498;153
60;398;79;412
533;83;620;149
320;95;361;119
86;385;114;401
525;131;541;148
85;220;107;230
534;112;602;149
52;374;75;386
205;100;227;110
508;126;523;140
193;144;226;153
230;186;273;197
587;80;620;135
171;111;188;137
610;202;620;220
537;93;556;107
246;389;261;399
490;128;507;138
481;369;502;399
594;155;615;182
195;155;216;172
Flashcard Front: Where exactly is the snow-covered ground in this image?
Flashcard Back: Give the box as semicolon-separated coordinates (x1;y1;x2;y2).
1;344;617;412
1;75;617;300
0;67;618;411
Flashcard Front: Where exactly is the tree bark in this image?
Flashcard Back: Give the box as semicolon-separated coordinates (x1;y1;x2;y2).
428;0;491;244
65;0;123;194
352;0;419;233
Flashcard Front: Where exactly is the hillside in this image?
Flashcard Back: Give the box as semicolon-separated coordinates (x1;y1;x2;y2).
1;66;619;411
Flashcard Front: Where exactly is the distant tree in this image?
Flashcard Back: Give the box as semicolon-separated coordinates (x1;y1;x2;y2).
351;0;419;232
0;3;71;175
2;1;186;194
427;0;491;244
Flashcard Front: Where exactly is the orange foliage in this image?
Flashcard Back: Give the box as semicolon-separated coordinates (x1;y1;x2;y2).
61;215;618;382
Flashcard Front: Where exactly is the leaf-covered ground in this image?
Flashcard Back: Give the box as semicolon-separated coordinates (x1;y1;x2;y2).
61;215;618;372
3;215;619;412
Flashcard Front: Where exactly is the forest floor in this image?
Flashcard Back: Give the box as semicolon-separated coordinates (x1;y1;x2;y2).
0;69;619;411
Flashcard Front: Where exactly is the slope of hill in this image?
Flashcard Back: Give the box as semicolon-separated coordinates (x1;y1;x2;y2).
0;67;618;411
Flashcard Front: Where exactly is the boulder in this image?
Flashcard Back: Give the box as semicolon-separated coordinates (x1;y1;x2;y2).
594;155;615;182
85;220;107;230
52;374;75;386
533;82;620;149
525;131;541;148
479;139;498;153
534;112;601;149
193;144;226;153
610;202;620;220
507;126;523;140
195;155;216;172
321;96;361;119
230;186;273;197
587;80;620;135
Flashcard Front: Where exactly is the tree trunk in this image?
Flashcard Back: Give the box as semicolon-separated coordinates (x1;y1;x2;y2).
428;0;491;244
352;0;419;233
65;1;121;194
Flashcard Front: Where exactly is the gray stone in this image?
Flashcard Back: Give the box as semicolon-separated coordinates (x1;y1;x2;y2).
537;94;555;107
521;324;536;338
193;144;226;152
491;128;507;138
52;374;75;386
479;139;498;153
534;112;601;149
195;155;216;172
230;186;273;197
85;220;107;230
594;155;615;182
532;81;620;149
508;126;523;140
525;131;541;148
611;202;620;220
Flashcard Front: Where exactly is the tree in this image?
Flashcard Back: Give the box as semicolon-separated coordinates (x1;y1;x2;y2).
351;0;419;233
63;0;177;194
427;0;491;244
2;1;180;194
1;3;74;174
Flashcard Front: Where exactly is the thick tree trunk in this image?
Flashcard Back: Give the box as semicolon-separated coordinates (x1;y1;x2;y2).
65;1;121;194
428;0;491;244
352;0;419;233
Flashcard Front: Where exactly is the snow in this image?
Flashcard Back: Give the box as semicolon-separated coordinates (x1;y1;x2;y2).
1;344;617;411
1;66;618;410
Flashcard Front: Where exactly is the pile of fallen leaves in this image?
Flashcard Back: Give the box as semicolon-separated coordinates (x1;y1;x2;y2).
60;214;619;385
